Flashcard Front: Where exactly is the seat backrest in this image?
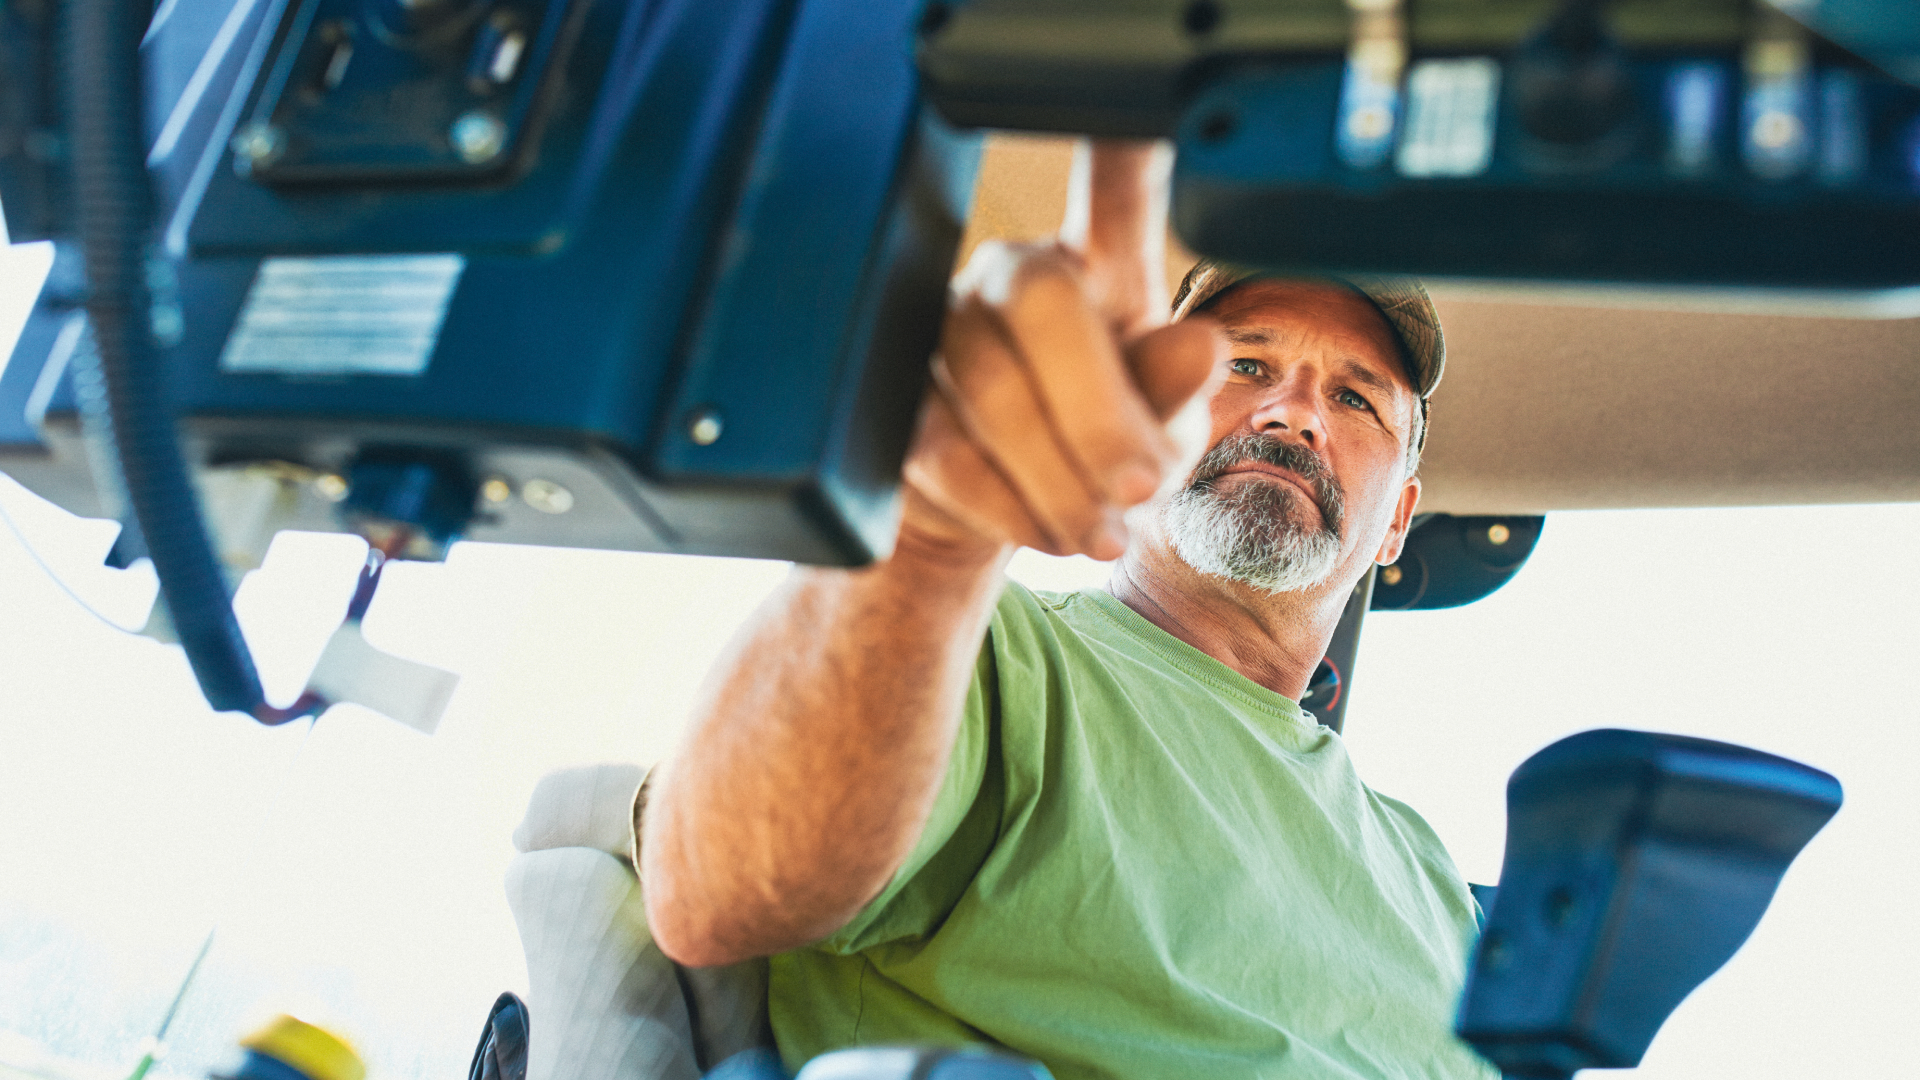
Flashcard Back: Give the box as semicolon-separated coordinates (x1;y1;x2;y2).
508;763;773;1079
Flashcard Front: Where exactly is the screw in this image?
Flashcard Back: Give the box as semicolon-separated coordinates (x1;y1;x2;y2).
480;476;513;504
450;111;507;164
1544;886;1577;928
1487;523;1511;545
522;478;574;515
918;1;951;37
1197;109;1237;144
315;474;349;502
1379;564;1403;586
1183;0;1221;35
687;408;724;446
1479;930;1512;971
231;122;286;172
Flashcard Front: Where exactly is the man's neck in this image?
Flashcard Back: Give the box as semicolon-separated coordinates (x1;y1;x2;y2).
1106;533;1354;703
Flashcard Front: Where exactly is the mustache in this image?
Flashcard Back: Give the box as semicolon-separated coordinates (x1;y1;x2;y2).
1187;434;1345;535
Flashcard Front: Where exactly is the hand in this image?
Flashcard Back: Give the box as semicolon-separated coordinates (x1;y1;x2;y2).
899;141;1229;562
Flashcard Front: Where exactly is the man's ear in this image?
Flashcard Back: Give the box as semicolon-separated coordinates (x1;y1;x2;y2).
1373;476;1422;566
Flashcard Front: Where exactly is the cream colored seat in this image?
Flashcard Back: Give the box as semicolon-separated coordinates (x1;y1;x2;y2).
506;764;773;1080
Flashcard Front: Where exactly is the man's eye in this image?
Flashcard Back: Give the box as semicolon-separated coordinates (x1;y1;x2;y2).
1337;388;1373;411
1230;358;1262;377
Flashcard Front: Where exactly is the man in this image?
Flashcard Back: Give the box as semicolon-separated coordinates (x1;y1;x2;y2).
639;143;1494;1080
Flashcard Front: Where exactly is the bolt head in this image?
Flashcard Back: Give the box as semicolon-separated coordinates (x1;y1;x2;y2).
1380;563;1403;586
315;473;349;502
1487;523;1512;545
1479;930;1512;971
687;409;724;446
480;477;513;505
522;478;574;515
1197;109;1237;144
1183;0;1221;37
231;122;286;170
450;111;507;164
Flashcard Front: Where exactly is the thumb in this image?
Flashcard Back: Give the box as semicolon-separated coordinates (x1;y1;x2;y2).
1125;317;1228;422
1127;317;1228;492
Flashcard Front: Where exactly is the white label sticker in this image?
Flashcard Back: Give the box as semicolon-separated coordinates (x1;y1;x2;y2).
1396;58;1501;179
220;254;465;376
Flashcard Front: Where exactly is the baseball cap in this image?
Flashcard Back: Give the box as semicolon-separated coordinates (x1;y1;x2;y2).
1170;260;1445;454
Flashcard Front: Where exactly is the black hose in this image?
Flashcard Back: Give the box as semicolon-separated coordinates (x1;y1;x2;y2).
63;0;274;717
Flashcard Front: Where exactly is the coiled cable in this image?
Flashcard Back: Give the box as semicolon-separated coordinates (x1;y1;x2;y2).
62;0;286;719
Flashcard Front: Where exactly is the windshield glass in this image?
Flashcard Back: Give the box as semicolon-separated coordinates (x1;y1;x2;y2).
1;224;1914;1080
2;491;1913;1080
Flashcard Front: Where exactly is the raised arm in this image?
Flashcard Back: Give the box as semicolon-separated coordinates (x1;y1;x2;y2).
641;143;1226;968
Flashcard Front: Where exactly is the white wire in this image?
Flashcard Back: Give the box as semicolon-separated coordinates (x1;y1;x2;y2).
0;476;159;635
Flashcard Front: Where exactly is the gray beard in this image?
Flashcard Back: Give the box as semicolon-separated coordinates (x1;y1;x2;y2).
1161;436;1345;595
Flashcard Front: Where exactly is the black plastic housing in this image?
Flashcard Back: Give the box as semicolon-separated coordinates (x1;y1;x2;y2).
1173;61;1920;290
920;0;1920;291
1457;729;1842;1077
1372;513;1546;611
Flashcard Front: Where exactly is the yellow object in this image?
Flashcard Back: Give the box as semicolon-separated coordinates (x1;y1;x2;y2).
239;1016;366;1080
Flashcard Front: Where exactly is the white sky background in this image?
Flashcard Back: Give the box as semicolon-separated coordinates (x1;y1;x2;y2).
1;240;1916;1080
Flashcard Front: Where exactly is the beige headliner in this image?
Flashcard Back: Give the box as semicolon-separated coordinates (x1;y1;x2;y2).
961;135;1920;513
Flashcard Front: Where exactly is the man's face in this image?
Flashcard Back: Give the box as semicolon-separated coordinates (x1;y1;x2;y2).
1161;280;1423;596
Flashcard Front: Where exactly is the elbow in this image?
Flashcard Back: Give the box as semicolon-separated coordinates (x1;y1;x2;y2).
643;846;809;967
644;864;862;968
638;775;873;967
653;930;743;970
646;888;756;969
639;774;752;967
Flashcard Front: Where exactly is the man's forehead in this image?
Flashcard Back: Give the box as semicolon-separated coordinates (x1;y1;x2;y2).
1206;280;1413;390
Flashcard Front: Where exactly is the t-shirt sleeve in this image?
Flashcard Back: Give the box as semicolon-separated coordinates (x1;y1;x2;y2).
813;593;1018;955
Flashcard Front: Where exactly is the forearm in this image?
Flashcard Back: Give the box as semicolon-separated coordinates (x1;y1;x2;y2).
641;531;1010;967
643;144;1213;967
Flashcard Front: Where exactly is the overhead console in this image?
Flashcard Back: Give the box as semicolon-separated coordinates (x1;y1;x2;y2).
1;0;1913;721
923;0;1920;292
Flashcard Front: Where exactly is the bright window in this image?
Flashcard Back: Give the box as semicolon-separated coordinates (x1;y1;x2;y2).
3;497;1914;1080
1;218;1913;1079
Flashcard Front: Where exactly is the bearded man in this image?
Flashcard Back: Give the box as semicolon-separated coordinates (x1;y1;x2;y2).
638;144;1496;1080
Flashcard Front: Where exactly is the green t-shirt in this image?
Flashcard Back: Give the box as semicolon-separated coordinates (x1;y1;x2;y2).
769;583;1496;1080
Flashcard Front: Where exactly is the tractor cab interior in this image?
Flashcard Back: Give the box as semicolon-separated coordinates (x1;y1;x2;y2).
0;2;1912;1080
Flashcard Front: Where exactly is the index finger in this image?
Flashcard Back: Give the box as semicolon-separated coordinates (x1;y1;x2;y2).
1057;140;1175;341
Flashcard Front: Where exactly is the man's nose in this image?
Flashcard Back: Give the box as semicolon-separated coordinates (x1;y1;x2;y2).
1246;373;1323;449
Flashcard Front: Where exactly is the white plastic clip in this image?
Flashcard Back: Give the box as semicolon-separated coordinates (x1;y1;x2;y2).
302;548;458;734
